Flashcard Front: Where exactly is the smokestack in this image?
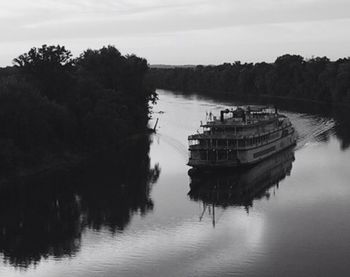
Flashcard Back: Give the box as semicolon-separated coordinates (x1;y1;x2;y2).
220;109;229;122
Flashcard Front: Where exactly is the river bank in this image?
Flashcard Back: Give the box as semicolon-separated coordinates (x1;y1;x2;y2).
0;131;155;189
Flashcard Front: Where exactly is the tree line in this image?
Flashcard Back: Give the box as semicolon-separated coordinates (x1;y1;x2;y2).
0;45;156;176
147;54;350;104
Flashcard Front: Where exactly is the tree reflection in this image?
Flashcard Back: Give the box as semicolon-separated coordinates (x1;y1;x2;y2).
188;147;295;211
0;136;160;268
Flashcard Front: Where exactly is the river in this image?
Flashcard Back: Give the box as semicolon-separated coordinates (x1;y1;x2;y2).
1;89;350;277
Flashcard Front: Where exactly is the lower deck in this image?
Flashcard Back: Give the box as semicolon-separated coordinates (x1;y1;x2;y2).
188;132;296;168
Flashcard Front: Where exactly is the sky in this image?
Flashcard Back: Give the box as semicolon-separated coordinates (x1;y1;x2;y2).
0;0;350;66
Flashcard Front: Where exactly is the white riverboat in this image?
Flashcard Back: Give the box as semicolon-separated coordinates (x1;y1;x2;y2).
188;106;296;168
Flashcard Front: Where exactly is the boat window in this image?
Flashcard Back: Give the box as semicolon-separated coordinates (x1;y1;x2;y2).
228;139;236;146
191;150;200;159
199;140;207;146
189;139;200;146
228;150;236;160
208;150;216;161
218;139;226;147
199;151;207;160
238;139;245;147
218;150;227;160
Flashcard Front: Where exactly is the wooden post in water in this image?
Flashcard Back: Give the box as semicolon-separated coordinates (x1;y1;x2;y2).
153;118;159;132
212;203;216;228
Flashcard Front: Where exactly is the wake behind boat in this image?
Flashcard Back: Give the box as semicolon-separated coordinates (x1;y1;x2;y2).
188;106;296;168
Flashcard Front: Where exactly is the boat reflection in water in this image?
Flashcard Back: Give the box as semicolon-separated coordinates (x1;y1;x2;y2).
188;146;295;224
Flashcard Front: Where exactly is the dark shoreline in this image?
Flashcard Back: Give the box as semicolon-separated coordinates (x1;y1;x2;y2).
0;131;154;188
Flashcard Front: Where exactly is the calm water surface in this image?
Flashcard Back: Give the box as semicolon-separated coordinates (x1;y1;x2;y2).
1;89;350;276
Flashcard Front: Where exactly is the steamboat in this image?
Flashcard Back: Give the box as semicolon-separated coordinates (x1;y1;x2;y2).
188;106;296;168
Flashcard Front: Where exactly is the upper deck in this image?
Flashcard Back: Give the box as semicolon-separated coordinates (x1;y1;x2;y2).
190;106;289;139
202;113;280;128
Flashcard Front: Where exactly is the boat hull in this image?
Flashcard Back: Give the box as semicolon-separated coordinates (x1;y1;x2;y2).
188;132;296;169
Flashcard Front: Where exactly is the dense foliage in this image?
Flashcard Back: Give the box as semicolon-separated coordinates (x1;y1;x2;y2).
147;54;350;104
0;45;156;175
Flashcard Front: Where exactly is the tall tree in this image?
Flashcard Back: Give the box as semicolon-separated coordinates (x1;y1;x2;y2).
13;44;74;103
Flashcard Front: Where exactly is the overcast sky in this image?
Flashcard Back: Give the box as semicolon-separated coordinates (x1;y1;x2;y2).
0;0;349;66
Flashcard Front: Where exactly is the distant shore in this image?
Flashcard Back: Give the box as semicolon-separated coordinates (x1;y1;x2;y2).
147;54;350;108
